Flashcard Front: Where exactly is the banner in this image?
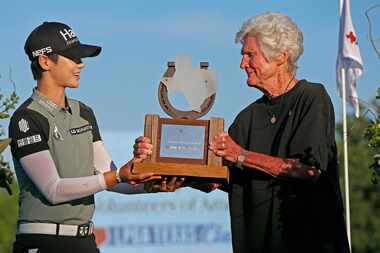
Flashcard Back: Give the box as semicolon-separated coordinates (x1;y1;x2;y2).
94;131;232;253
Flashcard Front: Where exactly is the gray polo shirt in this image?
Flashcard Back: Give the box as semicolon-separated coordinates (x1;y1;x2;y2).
9;89;101;225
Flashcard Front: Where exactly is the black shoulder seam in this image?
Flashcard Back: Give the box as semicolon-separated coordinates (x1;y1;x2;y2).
78;101;94;121
78;101;102;142
11;98;33;116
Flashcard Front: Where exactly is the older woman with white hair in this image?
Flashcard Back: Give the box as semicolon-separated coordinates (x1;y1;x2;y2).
209;12;350;253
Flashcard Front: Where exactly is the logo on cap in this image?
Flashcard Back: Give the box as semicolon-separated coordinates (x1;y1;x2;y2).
59;28;79;46
32;46;53;58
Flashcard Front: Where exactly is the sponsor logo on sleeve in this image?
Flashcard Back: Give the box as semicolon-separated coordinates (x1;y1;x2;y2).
18;119;30;133
17;134;42;148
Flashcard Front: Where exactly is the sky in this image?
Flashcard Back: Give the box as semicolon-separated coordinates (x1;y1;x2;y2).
1;0;380;134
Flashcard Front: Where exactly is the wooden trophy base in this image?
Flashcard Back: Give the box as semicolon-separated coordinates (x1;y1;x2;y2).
132;114;229;183
133;162;229;183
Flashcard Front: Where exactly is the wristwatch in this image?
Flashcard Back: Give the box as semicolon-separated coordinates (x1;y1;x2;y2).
236;149;248;170
115;169;123;183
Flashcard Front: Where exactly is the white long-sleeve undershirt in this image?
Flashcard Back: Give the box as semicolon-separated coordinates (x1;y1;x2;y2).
20;141;144;205
92;141;145;194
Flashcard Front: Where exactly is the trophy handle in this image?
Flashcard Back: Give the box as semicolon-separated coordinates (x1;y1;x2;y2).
158;61;215;120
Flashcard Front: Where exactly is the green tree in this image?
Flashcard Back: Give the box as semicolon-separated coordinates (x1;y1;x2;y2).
363;89;380;184
337;114;380;253
0;184;18;253
0;72;19;253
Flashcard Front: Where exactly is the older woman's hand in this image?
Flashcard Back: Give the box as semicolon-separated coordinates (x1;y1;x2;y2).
133;136;153;162
209;132;243;163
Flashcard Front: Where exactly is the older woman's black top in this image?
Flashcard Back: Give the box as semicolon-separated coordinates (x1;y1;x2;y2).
227;80;350;253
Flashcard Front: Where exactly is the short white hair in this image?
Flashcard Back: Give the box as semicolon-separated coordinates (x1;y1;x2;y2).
235;12;304;74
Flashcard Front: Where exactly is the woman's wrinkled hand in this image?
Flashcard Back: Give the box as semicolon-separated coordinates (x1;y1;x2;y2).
133;136;153;163
209;132;243;163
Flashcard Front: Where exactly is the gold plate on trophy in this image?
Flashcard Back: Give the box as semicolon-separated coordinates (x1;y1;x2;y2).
156;118;209;164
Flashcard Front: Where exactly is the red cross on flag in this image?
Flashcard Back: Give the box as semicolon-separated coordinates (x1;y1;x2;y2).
336;0;363;118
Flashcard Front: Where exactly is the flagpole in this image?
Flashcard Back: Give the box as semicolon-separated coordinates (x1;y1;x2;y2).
341;67;352;250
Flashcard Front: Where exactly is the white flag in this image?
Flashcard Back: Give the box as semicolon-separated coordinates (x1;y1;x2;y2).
336;0;363;118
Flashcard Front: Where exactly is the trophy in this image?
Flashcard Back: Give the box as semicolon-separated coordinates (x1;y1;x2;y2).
133;55;229;183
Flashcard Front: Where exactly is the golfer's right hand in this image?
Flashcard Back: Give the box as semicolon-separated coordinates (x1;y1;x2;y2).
119;160;160;185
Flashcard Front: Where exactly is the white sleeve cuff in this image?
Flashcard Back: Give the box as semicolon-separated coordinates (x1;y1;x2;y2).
97;173;107;190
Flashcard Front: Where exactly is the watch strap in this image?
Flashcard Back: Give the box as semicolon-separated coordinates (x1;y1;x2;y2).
236;149;248;170
115;169;123;183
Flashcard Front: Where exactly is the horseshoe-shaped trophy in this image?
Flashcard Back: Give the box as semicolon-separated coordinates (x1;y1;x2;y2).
133;58;229;183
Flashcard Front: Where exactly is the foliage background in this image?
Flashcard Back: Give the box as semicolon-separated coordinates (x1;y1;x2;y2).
0;185;18;253
337;115;380;253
